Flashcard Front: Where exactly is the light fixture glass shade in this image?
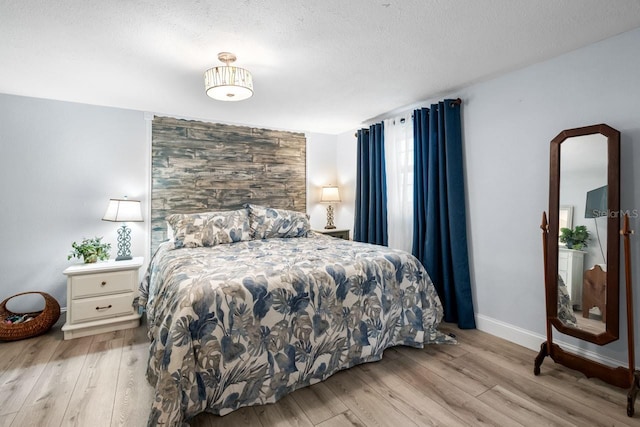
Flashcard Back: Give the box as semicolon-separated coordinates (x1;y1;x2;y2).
102;199;143;222
320;186;341;203
204;65;253;101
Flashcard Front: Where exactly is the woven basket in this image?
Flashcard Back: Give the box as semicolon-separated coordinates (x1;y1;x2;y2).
0;292;61;341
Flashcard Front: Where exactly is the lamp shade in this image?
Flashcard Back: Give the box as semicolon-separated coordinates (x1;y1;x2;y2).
102;199;143;222
320;186;341;203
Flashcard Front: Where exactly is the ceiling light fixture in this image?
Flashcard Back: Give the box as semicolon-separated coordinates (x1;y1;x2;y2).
204;52;253;101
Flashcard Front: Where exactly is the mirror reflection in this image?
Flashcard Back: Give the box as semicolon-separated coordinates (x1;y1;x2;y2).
557;134;607;334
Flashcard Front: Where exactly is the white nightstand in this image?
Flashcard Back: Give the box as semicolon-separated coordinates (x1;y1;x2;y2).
558;248;586;309
313;228;350;240
62;257;143;340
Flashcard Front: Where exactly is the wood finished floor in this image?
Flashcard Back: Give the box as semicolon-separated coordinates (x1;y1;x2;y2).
0;317;637;427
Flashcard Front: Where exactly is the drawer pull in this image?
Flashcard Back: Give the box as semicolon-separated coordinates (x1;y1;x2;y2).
101;281;107;286
96;304;113;311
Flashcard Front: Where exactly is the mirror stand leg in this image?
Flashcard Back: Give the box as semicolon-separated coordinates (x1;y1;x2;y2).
534;342;548;375
627;371;640;417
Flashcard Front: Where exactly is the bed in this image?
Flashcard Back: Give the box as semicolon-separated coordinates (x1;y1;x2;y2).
557;275;577;326
139;205;451;426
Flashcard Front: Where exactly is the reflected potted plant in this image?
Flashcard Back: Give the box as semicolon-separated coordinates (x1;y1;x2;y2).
559;225;590;250
68;237;111;263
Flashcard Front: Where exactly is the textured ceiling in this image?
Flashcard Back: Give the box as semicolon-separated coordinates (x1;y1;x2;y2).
2;1;640;134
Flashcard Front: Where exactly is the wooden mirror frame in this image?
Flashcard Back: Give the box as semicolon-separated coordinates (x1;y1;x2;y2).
547;123;620;344
537;124;640;416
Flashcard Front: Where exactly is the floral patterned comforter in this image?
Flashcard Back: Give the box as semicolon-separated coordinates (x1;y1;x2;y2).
139;233;450;426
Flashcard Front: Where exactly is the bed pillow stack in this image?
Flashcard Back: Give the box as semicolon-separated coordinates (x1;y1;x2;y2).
244;204;310;239
165;205;311;249
166;209;252;249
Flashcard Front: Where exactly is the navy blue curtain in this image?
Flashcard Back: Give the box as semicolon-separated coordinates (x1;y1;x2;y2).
413;101;476;329
354;123;388;245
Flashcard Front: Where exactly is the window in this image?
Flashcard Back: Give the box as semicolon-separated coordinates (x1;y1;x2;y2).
384;113;414;252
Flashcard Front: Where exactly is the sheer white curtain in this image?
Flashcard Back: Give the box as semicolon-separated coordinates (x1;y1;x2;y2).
384;113;414;252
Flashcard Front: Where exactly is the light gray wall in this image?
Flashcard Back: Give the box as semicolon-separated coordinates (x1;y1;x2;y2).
0;94;148;309
306;131;355;232
335;131;357;232
306;132;339;230
336;27;640;364
459;27;640;364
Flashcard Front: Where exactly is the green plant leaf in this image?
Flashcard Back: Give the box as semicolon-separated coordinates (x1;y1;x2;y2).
67;236;111;262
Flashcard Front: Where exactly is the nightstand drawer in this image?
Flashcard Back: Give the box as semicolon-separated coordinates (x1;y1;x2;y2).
70;292;136;323
71;270;136;299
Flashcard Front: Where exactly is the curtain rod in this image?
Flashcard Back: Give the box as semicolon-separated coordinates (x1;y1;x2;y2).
354;98;463;137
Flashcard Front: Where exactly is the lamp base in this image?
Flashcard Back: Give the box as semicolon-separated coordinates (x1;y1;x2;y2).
325;205;336;229
116;224;133;261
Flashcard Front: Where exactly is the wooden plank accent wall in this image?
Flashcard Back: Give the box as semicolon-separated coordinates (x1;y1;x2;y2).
151;116;306;252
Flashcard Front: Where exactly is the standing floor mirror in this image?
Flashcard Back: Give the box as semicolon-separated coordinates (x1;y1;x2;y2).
534;123;640;416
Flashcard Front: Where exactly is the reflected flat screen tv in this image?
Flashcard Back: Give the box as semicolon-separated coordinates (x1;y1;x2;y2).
585;185;607;218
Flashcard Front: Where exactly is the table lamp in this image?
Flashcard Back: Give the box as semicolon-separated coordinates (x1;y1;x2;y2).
320;185;341;229
102;198;143;261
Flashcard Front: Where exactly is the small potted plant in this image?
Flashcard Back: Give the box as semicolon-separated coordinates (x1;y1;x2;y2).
559;225;590;250
68;237;111;263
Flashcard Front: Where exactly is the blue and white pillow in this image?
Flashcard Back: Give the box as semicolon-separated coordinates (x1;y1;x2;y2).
245;204;310;239
166;209;251;249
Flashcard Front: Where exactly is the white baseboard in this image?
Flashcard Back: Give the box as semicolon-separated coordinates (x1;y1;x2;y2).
475;313;543;351
475;313;624;368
